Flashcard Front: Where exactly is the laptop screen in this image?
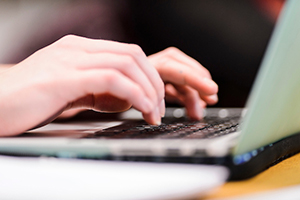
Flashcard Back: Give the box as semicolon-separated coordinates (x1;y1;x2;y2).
234;0;300;155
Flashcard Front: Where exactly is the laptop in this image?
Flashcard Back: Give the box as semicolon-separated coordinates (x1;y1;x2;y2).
0;0;300;180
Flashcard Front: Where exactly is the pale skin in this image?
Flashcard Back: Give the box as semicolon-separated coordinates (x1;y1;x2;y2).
0;35;218;137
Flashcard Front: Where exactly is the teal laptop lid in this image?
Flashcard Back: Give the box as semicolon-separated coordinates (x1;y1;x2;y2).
234;0;300;155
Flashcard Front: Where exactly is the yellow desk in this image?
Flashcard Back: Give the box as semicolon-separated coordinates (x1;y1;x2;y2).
202;153;300;199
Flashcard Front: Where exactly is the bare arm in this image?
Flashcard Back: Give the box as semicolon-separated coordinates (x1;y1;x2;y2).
0;35;218;137
0;35;165;136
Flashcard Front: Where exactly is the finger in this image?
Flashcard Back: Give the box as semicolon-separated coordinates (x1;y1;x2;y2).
76;69;151;113
93;94;132;112
164;83;218;106
149;47;218;107
164;84;184;104
165;84;207;108
168;85;217;106
54;35;165;103
73;69;161;124
156;59;218;96
57;108;86;119
142;107;162;126
71;52;159;108
149;47;211;79
67;94;132;113
201;94;219;105
170;84;206;120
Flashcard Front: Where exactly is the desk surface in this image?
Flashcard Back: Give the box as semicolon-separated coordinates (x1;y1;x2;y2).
202;152;300;199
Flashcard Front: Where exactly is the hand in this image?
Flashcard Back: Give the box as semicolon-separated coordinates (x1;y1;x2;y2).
148;47;218;120
0;35;165;136
58;47;219;121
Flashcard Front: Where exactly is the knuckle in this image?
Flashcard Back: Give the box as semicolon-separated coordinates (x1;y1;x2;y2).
122;55;136;69
204;69;212;78
131;85;143;97
164;47;180;55
128;44;144;56
156;57;172;70
104;70;119;85
61;34;77;42
56;34;78;47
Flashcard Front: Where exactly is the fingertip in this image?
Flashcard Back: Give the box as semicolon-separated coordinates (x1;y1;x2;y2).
209;94;219;104
204;94;219;105
195;102;204;120
203;77;218;94
142;108;162;125
185;101;203;121
159;99;166;117
154;107;162;125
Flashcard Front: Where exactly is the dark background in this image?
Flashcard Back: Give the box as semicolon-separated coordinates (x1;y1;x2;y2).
5;0;279;107
126;0;275;107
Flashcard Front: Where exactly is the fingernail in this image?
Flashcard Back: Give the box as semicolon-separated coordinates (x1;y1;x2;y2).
142;98;154;113
159;99;165;117
203;77;218;92
154;107;161;125
209;94;219;103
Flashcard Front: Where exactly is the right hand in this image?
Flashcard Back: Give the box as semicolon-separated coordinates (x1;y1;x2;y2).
0;35;165;136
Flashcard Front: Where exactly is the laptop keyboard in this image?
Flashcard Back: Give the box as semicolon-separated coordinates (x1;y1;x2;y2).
87;115;240;140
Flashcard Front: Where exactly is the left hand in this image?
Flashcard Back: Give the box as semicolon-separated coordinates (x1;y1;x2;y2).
148;47;218;120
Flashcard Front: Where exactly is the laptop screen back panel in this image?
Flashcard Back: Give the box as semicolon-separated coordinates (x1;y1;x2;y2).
234;0;300;155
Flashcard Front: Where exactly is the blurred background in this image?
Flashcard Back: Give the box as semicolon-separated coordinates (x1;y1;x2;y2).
0;0;284;107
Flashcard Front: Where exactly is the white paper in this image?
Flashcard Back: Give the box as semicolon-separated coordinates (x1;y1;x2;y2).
0;156;228;200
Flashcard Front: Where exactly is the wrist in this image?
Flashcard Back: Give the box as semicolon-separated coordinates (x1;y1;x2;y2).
0;64;14;73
